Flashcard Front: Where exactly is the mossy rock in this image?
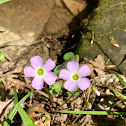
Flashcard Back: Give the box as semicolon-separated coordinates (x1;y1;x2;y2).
75;0;126;74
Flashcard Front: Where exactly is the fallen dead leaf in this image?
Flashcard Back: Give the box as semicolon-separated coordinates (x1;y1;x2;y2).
86;63;96;77
0;99;14;122
1;67;25;90
35;118;51;126
89;54;105;76
71;97;82;110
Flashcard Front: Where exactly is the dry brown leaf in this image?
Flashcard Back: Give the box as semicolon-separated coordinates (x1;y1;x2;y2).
1;61;15;72
35;118;51;126
71;97;82;110
90;54;105;76
60;114;67;125
1;67;25;90
0;99;14;121
86;63;96;77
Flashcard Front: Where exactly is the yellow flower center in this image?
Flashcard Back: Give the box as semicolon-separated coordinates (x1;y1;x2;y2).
72;74;79;81
37;68;44;76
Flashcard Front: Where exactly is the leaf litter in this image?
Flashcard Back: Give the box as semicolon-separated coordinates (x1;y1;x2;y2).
0;41;126;125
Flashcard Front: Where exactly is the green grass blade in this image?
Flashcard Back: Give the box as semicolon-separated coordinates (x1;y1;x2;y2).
109;99;126;107
115;74;126;87
58;110;126;115
14;86;18;105
15;103;35;126
110;87;126;99
0;0;11;4
4;89;35;126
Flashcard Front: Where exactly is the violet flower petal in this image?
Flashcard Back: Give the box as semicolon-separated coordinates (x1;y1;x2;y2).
64;80;77;92
24;66;35;77
78;64;91;77
43;72;57;85
32;76;44;90
59;69;70;80
30;56;43;69
67;61;79;72
43;59;56;71
77;78;90;90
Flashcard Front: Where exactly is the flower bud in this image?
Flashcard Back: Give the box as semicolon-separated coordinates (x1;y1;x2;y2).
86;102;92;109
92;87;100;96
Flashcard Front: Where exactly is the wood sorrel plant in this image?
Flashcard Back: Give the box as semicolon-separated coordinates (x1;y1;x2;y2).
24;53;91;92
22;52;92;125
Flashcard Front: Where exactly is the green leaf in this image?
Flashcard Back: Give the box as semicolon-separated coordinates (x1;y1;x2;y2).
74;92;79;96
115;74;126;87
0;0;11;4
42;117;46;121
4;90;35;126
53;65;61;75
110;87;126;99
54;58;73;76
58;110;126;115
0;52;5;61
49;90;53;96
14;87;18;105
15;103;35;126
63;52;75;61
49;85;55;90
54;82;62;93
45;114;51;119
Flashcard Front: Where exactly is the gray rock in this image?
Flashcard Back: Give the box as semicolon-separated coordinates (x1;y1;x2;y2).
75;0;126;74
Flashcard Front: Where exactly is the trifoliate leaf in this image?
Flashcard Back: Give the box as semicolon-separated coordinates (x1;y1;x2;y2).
63;52;75;61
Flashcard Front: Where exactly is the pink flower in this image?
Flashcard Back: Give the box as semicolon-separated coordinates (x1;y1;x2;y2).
59;61;91;91
24;56;57;90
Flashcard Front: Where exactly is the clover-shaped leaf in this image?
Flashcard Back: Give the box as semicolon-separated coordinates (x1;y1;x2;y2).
63;52;75;61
